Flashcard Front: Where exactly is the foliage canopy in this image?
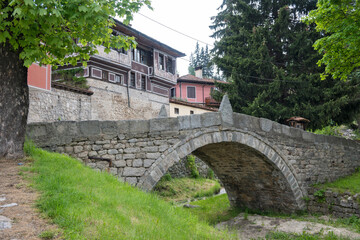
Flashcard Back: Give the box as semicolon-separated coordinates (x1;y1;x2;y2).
0;0;151;67
304;0;360;80
210;0;360;129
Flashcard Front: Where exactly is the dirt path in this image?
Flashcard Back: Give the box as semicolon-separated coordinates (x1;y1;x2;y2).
216;213;360;239
0;158;60;240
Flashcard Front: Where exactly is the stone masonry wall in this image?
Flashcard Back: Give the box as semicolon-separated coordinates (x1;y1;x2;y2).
307;188;360;218
28;87;91;123
28;78;169;123
167;155;215;179
26;109;360;211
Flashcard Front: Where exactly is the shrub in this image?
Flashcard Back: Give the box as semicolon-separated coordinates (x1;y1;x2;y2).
186;155;199;179
207;169;215;180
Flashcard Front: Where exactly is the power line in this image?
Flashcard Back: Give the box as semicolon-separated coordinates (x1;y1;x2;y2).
137;13;214;47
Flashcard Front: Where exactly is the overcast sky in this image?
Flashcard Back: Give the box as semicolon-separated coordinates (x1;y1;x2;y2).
131;0;223;76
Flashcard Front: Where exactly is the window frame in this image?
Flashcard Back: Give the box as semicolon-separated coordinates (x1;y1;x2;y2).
130;72;136;88
187;86;196;99
91;68;102;79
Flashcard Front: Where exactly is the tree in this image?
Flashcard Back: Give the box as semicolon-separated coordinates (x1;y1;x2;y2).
304;0;360;81
188;42;214;78
0;0;150;159
210;0;360;129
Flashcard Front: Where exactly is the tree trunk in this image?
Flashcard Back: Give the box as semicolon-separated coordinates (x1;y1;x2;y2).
0;42;29;159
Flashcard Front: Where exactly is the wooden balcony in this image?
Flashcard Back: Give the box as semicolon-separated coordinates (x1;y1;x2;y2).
95;46;131;67
205;97;220;108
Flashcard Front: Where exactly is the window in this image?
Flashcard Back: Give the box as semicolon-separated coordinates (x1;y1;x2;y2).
91;68;102;79
190;110;194;114
132;48;150;65
83;67;89;77
108;73;116;83
187;86;196;99
130;72;136;88
102;70;108;81
159;54;164;70
115;75;122;84
170;88;176;98
174;108;179;115
166;57;174;74
141;75;146;91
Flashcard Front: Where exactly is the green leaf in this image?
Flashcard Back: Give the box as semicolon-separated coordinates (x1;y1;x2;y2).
12;7;22;16
39;8;47;16
24;0;35;6
78;6;87;12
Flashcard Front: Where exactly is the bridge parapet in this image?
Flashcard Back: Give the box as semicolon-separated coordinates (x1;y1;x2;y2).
27;102;360;212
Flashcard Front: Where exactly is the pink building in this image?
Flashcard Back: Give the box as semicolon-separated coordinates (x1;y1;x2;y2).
27;63;51;91
171;68;225;108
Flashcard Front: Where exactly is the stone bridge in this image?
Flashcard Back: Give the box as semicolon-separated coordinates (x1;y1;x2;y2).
27;97;360;213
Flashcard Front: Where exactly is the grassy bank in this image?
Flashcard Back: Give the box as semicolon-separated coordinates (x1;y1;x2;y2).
153;176;221;202
314;168;360;194
24;142;234;240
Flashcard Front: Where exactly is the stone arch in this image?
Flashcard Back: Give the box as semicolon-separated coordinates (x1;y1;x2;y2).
138;129;306;212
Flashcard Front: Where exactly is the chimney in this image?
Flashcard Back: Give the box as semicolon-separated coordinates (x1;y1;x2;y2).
195;66;203;79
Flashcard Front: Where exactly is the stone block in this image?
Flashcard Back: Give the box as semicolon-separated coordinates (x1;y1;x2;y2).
260;118;273;132
142;146;158;152
201;112;221;127
79;121;100;137
100;121;117;135
109;168;118;175
290;127;302;139
113;160;126;167
74;146;84;154
128;120;150;134
144;160;155;168
65;146;74;154
92;145;102;151
302;131;315;142
78;151;88;158
136;152;146;159
150;118;179;132
123;167;146;177
124;148;140;154
108;149;118;155
103;144;113;149
146;152;161;159
178;115;191;130
125;177;138;186
190;114;201;129
123;154;136;160
133;159;143;167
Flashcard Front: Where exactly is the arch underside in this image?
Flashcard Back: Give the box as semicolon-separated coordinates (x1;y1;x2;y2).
139;130;305;212
193;142;298;212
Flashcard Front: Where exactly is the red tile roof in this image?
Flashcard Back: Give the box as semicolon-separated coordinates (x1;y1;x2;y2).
178;74;228;84
170;98;218;112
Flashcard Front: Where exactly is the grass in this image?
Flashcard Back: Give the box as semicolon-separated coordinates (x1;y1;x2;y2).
186;194;242;225
265;231;351;240
314;168;360;195
153;177;221;202
24;141;234;240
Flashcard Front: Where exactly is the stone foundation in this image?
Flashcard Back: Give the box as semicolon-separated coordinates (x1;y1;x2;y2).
166;155;216;179
307;188;360;218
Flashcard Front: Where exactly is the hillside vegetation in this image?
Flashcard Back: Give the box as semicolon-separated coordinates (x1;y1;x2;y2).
24;142;234;240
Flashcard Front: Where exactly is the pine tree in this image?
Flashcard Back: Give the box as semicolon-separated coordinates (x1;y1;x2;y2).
188;42;215;79
210;0;360;129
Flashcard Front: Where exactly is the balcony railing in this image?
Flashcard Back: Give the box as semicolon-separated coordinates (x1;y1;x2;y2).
95;46;131;67
205;97;220;108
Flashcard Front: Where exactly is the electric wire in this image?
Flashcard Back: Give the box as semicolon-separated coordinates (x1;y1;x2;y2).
137;13;214;47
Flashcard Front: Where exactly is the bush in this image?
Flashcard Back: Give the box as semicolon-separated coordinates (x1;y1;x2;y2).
186;155;199;179
207;169;215;180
